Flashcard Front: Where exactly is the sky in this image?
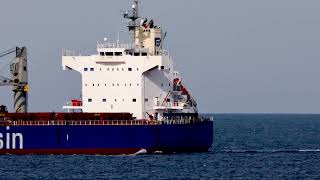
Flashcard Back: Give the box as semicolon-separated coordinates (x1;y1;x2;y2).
0;0;320;113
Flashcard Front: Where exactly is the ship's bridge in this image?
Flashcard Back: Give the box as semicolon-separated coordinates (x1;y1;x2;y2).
96;41;167;57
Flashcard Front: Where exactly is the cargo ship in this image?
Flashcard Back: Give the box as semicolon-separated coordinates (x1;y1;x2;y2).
0;0;213;155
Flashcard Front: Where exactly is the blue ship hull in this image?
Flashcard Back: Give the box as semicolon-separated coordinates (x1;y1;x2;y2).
0;121;213;154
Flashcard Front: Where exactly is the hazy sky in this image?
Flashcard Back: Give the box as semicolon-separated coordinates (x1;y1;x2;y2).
1;0;320;113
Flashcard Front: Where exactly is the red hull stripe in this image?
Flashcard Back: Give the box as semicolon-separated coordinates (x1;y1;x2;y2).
0;148;143;155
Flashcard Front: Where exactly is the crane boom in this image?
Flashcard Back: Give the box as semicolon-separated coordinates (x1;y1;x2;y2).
0;48;16;58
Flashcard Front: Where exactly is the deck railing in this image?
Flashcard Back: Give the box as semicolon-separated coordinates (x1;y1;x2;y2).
62;50;77;56
97;42;136;49
1;117;213;126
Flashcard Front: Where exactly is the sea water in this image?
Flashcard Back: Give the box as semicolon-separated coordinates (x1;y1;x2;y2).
0;114;319;179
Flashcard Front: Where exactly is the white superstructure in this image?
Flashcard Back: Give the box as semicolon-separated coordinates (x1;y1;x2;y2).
62;0;198;120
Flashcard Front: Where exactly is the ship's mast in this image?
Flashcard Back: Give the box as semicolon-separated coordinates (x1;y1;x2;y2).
123;0;140;45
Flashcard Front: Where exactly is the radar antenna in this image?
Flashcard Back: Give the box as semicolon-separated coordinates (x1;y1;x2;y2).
123;0;140;44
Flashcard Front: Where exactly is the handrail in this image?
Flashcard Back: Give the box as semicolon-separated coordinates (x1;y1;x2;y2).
155;102;184;108
97;42;136;49
1;117;212;126
62;50;76;56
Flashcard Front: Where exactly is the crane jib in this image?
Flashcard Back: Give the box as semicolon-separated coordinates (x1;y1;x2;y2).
0;48;16;58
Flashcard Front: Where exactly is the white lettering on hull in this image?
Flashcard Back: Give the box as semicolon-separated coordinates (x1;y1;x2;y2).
0;126;24;149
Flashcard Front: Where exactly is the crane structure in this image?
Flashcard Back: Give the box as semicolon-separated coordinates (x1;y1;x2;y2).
0;47;28;113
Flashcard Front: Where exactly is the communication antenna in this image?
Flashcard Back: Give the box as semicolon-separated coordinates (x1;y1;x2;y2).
117;32;120;47
123;0;140;45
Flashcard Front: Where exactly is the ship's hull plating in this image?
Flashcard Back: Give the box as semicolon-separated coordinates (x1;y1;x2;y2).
0;121;213;155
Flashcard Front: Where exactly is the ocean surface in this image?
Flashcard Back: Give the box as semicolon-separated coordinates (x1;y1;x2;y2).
0;114;320;179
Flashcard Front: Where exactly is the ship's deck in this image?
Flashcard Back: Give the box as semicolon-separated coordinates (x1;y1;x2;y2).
0;112;133;121
0;112;212;126
0;112;211;126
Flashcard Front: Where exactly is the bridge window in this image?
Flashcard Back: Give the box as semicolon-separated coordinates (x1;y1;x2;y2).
126;52;133;56
132;99;136;102
105;52;113;56
134;52;140;56
128;68;132;71
84;68;88;71
90;68;94;71
102;99;106;102
88;98;92;102
141;52;147;56
115;52;123;56
100;52;105;56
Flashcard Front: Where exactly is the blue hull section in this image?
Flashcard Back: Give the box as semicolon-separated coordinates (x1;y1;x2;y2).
0;121;213;154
